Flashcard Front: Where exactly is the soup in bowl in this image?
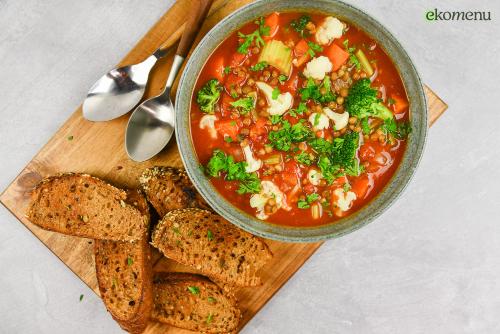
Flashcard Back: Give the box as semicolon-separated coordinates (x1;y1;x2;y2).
176;0;427;242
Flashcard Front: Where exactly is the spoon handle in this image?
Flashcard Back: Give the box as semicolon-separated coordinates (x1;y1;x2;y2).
157;27;183;55
176;0;214;57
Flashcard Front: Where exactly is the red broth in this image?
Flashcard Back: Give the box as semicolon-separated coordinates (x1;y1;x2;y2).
190;12;409;227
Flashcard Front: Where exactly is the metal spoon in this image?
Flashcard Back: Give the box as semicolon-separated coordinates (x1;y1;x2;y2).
82;29;182;122
126;0;213;162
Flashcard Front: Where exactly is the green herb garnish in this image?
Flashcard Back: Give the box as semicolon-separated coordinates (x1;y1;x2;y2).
250;61;268;71
127;256;133;266
230;96;254;114
272;87;280;100
207;230;214;241
290;15;311;37
295;151;313;166
205;150;261;194
188;286;200;295
297;193;319;209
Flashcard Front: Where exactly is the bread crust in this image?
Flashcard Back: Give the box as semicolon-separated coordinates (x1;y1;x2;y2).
152;272;241;333
151;208;272;287
139;166;210;217
27;173;147;241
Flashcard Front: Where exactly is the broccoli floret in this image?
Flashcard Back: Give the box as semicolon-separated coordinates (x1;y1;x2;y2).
196;79;222;114
331;132;362;176
230;97;254;115
345;78;394;122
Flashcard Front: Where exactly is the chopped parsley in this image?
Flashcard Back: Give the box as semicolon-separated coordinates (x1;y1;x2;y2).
289;102;307;117
237;17;270;54
300;77;336;104
307;41;323;57
290;15;311;37
224;136;233;143
382;120;412;139
224;66;231;75
79;294;84;302
207;230;214;241
205;150;261;194
250;61;268;71
207;297;216;303
268;120;313;151
313;113;321;126
387;97;396;106
270;114;282;125
272;87;280;100
278;74;288;83
207;313;214;324
187;286;200;295
230;97;254;114
127;256;133;266
343;40;360;70
297;193;319;209
295;151;313;166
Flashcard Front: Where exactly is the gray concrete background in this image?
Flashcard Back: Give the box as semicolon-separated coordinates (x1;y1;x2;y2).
1;0;499;333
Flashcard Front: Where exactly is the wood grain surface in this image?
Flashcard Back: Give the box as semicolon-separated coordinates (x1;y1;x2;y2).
0;0;448;332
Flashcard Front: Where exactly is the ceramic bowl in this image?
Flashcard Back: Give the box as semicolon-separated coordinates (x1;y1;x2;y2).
176;0;427;242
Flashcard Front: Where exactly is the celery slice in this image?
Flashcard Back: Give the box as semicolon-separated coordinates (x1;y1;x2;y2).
258;40;292;76
355;49;374;76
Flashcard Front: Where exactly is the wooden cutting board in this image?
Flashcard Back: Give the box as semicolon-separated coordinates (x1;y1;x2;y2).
0;0;448;332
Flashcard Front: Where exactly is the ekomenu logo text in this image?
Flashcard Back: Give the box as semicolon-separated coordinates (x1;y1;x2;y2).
425;8;491;21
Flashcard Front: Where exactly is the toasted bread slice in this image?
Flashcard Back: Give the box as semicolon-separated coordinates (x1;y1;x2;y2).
94;190;153;333
152;272;240;333
139;166;210;217
27;173;147;241
151;208;272;287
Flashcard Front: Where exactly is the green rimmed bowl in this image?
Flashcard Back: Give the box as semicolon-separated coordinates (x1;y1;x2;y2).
176;0;427;242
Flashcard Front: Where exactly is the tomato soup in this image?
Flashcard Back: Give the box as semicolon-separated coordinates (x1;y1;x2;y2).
190;12;409;227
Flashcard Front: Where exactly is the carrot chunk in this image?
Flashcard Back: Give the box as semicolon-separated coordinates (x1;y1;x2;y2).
325;43;349;71
390;94;409;114
264;12;280;38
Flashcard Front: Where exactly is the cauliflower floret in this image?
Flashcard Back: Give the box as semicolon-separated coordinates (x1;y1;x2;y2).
315;16;344;45
308;112;330;130
199;114;218;139
250;181;284;220
332;188;356;213
303;56;333;80
323;107;349;131
307;169;323;186
241;144;262;173
255;82;293;116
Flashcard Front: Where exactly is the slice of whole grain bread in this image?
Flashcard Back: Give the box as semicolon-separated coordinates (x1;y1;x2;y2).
27;173;147;241
151;208;272;287
94;190;153;333
139;166;210;217
152;272;240;333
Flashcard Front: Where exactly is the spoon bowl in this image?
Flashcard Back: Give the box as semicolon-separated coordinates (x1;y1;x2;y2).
125;89;175;162
83;55;160;122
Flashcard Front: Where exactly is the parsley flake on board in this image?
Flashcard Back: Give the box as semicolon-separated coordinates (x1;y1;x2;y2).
188;286;200;295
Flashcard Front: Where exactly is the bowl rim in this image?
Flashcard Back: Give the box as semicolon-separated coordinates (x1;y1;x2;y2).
175;0;428;243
